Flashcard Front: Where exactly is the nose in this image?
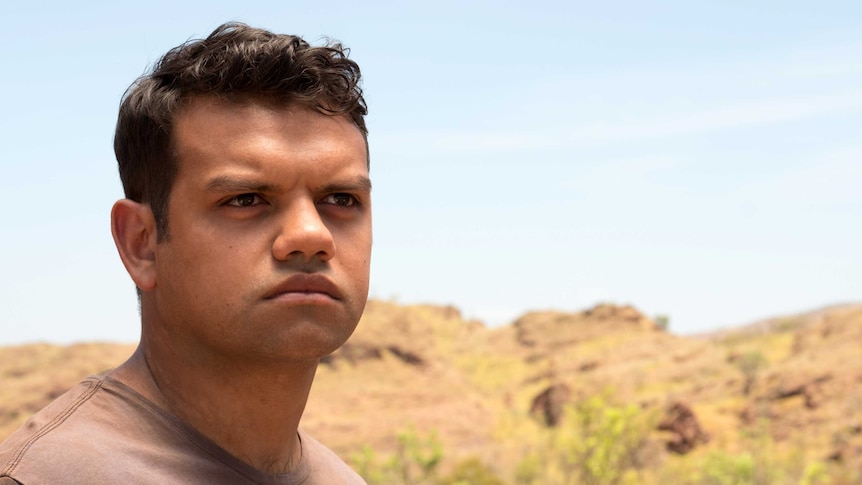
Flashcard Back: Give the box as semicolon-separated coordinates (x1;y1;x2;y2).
271;199;335;263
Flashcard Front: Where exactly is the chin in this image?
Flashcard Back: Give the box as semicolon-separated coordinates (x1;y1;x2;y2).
251;317;359;363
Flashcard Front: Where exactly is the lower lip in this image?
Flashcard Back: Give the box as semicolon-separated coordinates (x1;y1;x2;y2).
266;292;337;304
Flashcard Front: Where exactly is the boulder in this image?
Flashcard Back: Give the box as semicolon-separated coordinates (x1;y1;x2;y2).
657;402;709;454
529;383;571;427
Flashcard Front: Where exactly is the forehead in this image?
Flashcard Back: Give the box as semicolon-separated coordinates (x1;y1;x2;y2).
170;96;368;175
174;95;361;144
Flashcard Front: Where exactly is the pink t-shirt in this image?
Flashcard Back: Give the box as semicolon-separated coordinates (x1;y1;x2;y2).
0;375;364;484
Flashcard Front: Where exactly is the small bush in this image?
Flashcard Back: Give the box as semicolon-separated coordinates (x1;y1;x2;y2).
514;390;655;485
734;351;767;395
441;457;505;485
351;426;443;485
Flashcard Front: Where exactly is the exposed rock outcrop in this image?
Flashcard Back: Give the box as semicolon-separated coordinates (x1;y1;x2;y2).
657;402;709;454
514;304;657;351
529;383;571;427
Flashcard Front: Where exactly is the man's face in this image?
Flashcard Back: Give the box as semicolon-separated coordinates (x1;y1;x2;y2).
147;96;371;362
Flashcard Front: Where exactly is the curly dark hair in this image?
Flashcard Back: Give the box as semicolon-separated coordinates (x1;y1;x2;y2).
114;22;367;241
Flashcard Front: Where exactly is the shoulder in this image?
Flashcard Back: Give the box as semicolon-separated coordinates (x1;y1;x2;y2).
0;375;205;484
0;377;106;482
298;430;366;484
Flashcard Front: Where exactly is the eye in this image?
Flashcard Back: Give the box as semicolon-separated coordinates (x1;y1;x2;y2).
321;193;359;207
225;193;264;207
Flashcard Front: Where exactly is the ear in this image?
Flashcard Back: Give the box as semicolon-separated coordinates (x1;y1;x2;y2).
111;199;158;291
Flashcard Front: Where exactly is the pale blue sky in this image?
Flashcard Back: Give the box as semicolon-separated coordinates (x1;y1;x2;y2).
1;1;860;344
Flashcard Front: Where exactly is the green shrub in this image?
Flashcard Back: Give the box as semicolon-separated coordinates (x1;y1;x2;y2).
734;351;767;395
513;390;654;485
561;393;652;485
393;425;444;484
514;451;543;485
441;457;505;485
700;451;756;485
351;426;444;485
350;445;387;484
654;315;670;332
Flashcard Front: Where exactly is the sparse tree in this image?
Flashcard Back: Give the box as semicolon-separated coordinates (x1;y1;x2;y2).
654;315;670;332
735;351;767;396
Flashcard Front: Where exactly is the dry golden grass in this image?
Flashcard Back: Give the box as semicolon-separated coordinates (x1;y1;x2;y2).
0;342;135;438
2;301;861;483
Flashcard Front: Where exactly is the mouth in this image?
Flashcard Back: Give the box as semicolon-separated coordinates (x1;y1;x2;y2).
263;273;342;302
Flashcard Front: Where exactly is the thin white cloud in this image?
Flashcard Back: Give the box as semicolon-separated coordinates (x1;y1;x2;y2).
559;155;679;192
376;92;862;153
566;93;862;143
727;148;862;210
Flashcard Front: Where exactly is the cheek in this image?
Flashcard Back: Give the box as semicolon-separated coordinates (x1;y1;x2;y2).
335;231;371;296
344;236;372;274
333;219;371;252
157;239;240;299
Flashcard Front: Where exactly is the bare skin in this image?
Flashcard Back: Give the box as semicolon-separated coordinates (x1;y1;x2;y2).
109;96;371;474
111;346;314;472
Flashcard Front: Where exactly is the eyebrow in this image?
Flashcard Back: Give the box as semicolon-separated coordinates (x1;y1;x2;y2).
206;175;282;192
319;175;373;193
204;174;372;194
205;176;283;194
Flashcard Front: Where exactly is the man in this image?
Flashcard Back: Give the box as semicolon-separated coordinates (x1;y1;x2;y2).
0;22;370;484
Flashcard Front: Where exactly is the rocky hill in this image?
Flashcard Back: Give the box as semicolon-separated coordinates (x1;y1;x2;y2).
2;301;861;484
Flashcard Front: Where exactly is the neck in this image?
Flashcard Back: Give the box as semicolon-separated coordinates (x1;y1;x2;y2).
111;333;318;474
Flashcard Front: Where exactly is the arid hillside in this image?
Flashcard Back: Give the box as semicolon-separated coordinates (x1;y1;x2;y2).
2;301;861;484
